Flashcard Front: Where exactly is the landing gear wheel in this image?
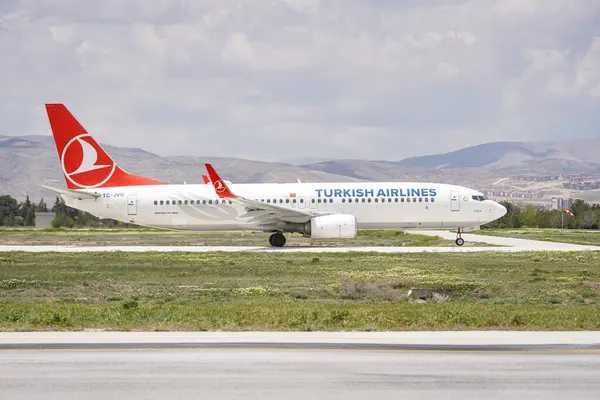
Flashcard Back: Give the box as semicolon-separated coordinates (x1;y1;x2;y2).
269;233;287;247
455;228;464;246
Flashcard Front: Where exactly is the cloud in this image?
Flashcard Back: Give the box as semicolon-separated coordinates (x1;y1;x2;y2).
1;0;600;162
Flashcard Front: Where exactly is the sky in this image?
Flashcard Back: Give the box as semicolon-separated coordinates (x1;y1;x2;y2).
1;0;600;162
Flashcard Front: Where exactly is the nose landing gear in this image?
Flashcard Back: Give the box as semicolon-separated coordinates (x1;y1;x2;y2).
455;229;465;246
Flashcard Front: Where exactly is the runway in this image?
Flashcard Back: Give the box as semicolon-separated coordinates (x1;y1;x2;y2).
0;332;599;399
1;230;599;252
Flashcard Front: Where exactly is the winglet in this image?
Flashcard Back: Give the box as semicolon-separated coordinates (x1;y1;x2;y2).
205;163;236;198
202;174;210;184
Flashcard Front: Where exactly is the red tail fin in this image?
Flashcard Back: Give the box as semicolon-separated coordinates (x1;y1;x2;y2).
205;163;236;199
45;104;164;189
202;174;210;184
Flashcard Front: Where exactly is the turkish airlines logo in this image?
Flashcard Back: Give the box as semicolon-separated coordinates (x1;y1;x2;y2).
61;134;116;188
213;180;226;193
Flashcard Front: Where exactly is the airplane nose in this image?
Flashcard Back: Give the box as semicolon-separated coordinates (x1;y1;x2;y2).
495;201;507;218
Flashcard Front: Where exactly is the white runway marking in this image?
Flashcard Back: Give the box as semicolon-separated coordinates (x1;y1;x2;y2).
0;331;599;346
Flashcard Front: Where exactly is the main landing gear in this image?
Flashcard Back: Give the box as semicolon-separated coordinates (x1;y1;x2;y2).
269;232;287;247
455;229;465;246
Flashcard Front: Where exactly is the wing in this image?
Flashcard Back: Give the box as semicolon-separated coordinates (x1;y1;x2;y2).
204;163;320;226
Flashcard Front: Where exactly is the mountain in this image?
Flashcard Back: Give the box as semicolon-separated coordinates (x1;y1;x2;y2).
0;135;360;200
302;160;499;186
396;138;600;172
3;134;600;201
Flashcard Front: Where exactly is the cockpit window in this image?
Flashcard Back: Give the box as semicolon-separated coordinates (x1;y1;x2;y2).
472;195;487;201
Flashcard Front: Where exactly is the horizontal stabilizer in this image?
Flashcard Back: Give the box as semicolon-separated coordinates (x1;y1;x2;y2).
39;184;101;200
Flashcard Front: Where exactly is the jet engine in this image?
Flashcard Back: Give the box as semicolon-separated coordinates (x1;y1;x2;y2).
305;214;357;239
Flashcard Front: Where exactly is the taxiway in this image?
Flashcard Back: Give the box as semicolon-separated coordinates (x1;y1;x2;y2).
1;230;599;253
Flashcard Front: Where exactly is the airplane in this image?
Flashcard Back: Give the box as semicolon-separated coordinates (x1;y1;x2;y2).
41;103;507;247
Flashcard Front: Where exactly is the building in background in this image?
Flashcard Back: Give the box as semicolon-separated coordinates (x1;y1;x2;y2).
551;197;575;210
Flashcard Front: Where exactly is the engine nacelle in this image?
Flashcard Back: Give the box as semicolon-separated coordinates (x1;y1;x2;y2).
306;214;357;239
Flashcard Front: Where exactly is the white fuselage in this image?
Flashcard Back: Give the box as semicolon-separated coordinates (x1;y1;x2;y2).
61;181;506;232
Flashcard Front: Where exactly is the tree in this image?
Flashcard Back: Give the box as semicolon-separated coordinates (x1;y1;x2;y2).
0;195;20;226
571;199;589;215
36;198;48;212
52;196;64;214
519;206;540;228
25;206;35;226
579;210;597;229
21;196;32;219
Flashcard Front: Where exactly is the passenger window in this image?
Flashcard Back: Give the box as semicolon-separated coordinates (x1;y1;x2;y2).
329;199;333;203
184;200;188;205
267;199;270;203
362;199;366;203
419;198;422;202
348;199;352;203
431;198;435;202
285;199;289;203
342;198;346;203
367;198;371;203
412;198;417;202
293;199;297;203
425;198;429;202
374;198;378;203
209;200;213;204
202;200;206;204
166;200;170;205
394;198;398;202
160;200;164;205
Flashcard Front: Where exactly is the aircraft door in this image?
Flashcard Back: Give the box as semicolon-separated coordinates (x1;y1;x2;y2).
309;196;317;209
450;190;460;211
127;194;137;215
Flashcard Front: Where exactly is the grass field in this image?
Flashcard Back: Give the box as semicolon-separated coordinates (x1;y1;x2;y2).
0;251;599;331
0;228;495;247
475;228;600;247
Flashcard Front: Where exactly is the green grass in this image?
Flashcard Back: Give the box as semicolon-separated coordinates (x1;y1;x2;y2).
0;228;495;247
475;228;600;247
0;251;599;331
